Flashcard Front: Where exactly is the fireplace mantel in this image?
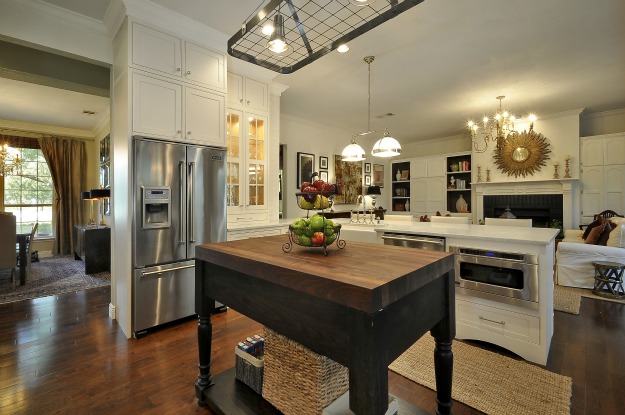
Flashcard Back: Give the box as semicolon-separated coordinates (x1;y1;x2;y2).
474;179;579;229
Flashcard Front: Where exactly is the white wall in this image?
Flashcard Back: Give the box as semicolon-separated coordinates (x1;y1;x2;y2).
400;134;471;158
581;108;625;137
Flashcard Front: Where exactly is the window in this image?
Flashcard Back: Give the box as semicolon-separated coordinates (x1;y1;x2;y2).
1;148;53;236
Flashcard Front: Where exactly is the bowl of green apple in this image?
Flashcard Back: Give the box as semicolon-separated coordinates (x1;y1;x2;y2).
283;214;345;255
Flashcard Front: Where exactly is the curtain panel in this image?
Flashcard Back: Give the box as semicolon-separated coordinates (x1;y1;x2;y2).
38;136;85;255
0;134;40;149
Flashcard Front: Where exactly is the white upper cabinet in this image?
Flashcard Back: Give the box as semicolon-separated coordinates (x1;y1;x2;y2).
227;72;268;113
131;22;226;93
185;86;225;147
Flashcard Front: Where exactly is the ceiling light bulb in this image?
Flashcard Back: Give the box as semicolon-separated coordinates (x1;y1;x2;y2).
483;116;489;123
261;23;274;36
349;0;376;7
528;114;537;122
467;120;474;128
267;14;288;54
337;44;349;53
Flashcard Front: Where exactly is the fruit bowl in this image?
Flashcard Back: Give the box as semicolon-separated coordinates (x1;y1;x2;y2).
283;215;345;255
295;191;335;211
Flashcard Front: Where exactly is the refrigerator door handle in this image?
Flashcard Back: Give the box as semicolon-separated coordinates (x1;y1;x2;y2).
189;161;196;243
179;161;185;245
141;264;195;277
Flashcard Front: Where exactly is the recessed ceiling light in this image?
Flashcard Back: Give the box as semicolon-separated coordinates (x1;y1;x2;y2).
82;110;97;116
376;112;396;118
337;44;349;53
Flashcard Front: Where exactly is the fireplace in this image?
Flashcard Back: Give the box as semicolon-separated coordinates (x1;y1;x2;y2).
483;194;563;228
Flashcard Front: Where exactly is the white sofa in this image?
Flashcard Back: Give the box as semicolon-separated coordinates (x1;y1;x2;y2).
556;219;625;288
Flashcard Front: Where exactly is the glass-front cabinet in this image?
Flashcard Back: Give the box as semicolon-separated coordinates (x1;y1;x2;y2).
226;110;267;214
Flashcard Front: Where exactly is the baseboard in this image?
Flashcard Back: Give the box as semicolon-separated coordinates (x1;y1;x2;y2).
109;303;116;320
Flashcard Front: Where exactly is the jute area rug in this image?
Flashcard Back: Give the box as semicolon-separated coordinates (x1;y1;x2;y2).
0;255;110;304
553;285;581;315
556;284;625;305
389;335;572;415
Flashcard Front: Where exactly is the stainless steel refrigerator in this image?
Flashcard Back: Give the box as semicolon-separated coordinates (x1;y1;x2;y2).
132;136;226;337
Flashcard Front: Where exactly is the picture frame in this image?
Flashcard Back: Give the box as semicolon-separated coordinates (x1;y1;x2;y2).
297;152;315;187
365;175;371;186
401;170;409;180
319;156;328;170
373;164;385;187
320;171;328;182
364;163;371;174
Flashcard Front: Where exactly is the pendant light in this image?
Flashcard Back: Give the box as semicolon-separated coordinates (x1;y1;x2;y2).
267;12;288;54
342;56;401;162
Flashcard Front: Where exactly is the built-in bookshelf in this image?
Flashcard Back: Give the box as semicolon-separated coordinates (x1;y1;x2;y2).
446;153;471;214
391;161;411;212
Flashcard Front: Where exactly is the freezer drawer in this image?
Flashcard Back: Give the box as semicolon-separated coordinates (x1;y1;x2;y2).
381;233;446;251
133;261;195;334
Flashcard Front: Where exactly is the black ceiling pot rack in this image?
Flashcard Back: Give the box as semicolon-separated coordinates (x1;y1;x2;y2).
228;0;425;74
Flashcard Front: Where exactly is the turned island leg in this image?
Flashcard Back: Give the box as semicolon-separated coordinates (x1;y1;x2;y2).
195;261;214;406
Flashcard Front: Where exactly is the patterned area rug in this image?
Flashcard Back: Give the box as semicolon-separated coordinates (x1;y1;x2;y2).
554;285;581;315
390;335;572;415
0;255;110;304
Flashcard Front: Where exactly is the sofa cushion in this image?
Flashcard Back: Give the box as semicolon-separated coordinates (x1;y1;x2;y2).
582;217;605;240
607;220;625;248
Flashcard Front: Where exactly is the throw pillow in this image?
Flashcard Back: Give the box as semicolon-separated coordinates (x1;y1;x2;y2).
582;217;605;240
607;220;625;248
597;221;616;246
585;219;608;245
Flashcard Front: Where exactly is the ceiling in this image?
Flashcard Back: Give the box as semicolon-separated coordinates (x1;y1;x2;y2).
3;0;625;142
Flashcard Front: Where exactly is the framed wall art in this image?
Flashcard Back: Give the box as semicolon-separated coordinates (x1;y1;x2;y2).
319;156;328;170
297;152;315;187
364;162;371;174
365;175;371;186
373;164;385;187
320;171;328;182
334;155;362;204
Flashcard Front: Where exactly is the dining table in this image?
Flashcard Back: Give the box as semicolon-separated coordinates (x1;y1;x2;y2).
16;232;31;285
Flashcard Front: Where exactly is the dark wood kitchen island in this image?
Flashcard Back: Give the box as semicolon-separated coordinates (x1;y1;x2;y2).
194;235;455;415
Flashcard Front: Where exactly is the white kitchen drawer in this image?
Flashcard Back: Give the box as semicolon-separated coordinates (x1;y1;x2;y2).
228;211;269;223
228;227;285;241
456;298;540;344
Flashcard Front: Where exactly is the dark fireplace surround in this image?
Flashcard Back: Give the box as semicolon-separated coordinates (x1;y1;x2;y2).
483;194;563;228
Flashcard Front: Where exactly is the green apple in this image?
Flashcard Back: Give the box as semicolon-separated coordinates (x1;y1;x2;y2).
309;214;325;231
290;218;306;236
324;224;335;237
297;234;312;246
304;226;315;237
326;233;337;245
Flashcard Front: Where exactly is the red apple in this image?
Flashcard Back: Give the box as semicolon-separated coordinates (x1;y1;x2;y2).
300;181;312;192
303;185;317;193
313;180;325;191
322;183;335;193
311;232;326;246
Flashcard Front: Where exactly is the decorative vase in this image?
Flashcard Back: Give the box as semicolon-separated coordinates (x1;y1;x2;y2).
405;199;410;211
396;169;401;181
456;194;468;212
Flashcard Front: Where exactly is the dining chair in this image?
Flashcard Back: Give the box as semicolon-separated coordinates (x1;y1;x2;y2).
24;223;39;278
0;213;18;289
484;218;533;227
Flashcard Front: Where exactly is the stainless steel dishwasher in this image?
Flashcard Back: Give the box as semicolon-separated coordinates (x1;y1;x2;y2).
381;232;446;251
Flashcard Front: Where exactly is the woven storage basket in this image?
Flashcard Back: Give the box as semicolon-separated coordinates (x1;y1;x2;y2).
262;327;349;415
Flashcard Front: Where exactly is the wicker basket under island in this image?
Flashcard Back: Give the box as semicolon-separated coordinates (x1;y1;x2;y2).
261;327;349;415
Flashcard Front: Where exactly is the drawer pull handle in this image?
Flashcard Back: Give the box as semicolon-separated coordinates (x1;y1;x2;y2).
479;316;505;325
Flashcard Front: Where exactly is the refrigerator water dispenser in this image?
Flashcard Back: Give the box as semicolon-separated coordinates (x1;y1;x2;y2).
142;186;171;229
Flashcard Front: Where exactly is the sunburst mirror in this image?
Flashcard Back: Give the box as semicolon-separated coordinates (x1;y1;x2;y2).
493;130;551;178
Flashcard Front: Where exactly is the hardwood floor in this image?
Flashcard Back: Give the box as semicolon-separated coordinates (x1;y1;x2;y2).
0;286;623;414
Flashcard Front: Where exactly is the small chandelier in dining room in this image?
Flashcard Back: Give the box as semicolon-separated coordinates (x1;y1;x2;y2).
0;143;23;176
467;96;537;153
342;56;402;162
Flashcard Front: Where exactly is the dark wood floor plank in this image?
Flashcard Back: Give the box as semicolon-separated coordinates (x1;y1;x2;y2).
0;286;624;414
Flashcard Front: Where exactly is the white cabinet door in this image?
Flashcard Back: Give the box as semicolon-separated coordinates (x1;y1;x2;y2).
132;73;182;139
427;157;445;177
411;178;427;214
581;137;605;167
132;23;182;77
411;160;427;178
244;78;269;112
184;42;225;92
604;136;625;165
604;164;625;214
184;87;225;147
227;73;244;105
581;165;603;218
428;176;447;213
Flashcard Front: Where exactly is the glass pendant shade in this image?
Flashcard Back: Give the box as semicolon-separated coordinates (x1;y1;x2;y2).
267;14;288;54
371;133;402;157
342;139;366;162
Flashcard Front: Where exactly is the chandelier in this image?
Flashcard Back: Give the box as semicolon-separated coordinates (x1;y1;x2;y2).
467;96;537;153
0;143;23;176
342;56;402;162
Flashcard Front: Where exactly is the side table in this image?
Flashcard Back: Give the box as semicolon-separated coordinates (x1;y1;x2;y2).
74;225;111;274
592;261;625;299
